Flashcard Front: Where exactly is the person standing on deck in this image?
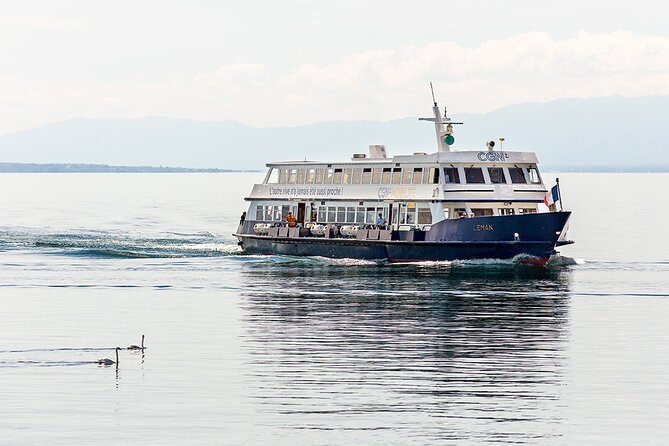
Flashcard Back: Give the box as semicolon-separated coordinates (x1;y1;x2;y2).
376;213;386;229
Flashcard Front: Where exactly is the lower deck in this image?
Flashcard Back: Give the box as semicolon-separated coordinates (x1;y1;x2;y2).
236;212;573;262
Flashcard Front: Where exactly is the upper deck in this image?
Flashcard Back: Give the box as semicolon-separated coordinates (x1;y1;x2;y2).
247;148;546;203
246;92;548;205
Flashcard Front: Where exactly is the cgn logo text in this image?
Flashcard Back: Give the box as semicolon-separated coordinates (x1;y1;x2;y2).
477;152;509;162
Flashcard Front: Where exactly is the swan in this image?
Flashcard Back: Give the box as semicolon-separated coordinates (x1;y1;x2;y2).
96;347;120;366
127;335;145;350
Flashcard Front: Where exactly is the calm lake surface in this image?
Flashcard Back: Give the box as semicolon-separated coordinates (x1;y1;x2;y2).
0;172;667;445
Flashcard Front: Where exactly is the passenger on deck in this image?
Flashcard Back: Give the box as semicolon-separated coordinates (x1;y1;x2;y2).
376;213;386;229
239;211;246;226
470;213;475;218
460;212;467;219
285;212;297;227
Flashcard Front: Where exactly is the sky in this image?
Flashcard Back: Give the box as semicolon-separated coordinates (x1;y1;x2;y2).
0;0;667;135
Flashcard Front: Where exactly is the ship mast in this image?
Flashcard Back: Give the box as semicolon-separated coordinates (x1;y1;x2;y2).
418;83;463;152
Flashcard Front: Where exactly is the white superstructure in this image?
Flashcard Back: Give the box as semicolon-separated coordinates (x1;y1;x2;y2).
244;94;549;231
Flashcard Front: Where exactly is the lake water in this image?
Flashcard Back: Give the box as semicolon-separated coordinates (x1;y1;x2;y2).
0;172;667;445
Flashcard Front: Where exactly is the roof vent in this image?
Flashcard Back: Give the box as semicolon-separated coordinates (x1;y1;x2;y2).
369;145;387;159
352;153;367;159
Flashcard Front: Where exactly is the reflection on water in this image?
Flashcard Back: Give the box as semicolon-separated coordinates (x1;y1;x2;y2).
240;262;572;443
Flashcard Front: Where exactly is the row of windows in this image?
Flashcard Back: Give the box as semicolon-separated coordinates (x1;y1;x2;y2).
270;167;441;185
316;206;387;224
256;204;539;225
254;204;435;225
256;205;294;222
446;207;537;218
268;166;541;185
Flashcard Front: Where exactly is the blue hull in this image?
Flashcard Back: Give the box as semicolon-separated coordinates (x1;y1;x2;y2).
237;212;572;262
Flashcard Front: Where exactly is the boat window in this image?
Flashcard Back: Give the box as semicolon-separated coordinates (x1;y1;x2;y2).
391;168;402;184
519;208;537;214
472;208;494;217
273;206;282;221
382;168;391;183
426;167;440;184
281;205;291;220
488;167;505;184
406;203;416;224
356;207;365;223
412;168;423;184
508;167;526;183
265;168;279;184
454;208;467;219
256;205;263;220
305;168;315;184
362;168;372;184
337;206;346;222
327;206;336;222
371;168;382;184
499;208;515;216
314;168;324;184
296;169;305;184
443;207;450;220
346;207;356;223
324;168;334;184
418;207;432;224
528;167;541;184
365;207;377;224
333;168;343;184
317;206;326;222
278;169;288;184
399;203;417;225
402;168;412;184
351;168;362;184
464;167;485;184
443;167;460;184
343;168;352;184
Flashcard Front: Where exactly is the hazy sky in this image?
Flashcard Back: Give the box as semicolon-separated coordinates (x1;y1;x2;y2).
1;0;667;135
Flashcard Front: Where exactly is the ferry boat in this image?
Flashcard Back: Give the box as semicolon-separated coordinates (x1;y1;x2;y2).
234;94;573;263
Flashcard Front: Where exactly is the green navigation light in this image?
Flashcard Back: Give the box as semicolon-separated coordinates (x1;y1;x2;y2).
444;135;455;145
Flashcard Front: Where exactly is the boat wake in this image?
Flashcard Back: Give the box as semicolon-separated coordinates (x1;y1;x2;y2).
390;254;582;269
0;228;582;269
0;228;241;259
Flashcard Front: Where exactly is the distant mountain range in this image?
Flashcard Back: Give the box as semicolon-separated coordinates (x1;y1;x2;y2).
0;163;243;173
0;95;666;171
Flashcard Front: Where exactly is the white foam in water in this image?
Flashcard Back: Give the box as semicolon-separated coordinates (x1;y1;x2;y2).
390;260;453;268
315;257;381;266
160;243;241;254
547;255;584;266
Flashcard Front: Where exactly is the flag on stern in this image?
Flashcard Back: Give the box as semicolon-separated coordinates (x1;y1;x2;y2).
544;184;560;207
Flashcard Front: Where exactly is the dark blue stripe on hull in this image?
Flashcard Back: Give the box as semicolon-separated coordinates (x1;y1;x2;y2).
385;242;556;262
241;237;387;259
237;212;571;262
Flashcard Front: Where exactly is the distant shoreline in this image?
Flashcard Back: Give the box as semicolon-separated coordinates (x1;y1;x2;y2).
0;163;259;173
0;162;666;174
543;165;669;173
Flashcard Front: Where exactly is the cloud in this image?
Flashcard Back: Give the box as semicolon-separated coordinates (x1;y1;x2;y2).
0;14;79;30
276;31;669;118
1;31;668;134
